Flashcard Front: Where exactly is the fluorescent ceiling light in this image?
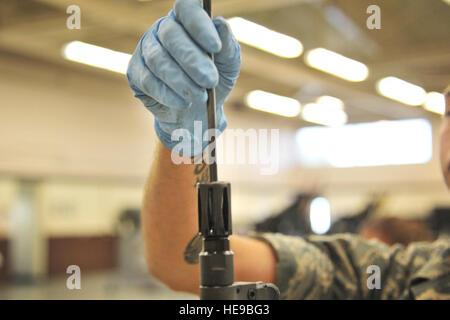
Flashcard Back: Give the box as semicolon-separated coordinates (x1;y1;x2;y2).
245;90;301;117
62;41;131;74
316;95;344;108
305;48;369;82
376;77;426;106
227;17;303;59
309;197;331;235
296;119;432;168
424;92;445;115
301;95;348;127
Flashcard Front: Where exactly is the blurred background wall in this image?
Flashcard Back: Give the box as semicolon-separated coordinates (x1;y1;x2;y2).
0;48;449;282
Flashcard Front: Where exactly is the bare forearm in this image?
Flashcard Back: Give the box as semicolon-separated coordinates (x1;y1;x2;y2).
142;142;202;292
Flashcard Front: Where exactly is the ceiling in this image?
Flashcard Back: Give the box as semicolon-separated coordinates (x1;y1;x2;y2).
1;0;449;127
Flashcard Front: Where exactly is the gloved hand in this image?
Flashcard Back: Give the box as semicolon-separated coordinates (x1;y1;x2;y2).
127;0;241;157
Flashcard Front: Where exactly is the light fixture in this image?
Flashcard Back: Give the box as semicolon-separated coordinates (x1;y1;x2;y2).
301;95;348;126
424;92;445;115
245;90;301;117
305;48;369;82
227;17;303;59
296;119;432;168
62;41;131;74
376;77;426;106
309;197;331;235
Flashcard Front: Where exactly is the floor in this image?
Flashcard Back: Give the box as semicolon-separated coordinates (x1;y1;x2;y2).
0;271;197;300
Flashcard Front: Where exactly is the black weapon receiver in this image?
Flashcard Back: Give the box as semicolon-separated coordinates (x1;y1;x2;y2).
197;0;280;300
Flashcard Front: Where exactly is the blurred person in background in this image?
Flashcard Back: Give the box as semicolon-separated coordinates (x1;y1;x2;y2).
126;0;450;299
359;217;435;246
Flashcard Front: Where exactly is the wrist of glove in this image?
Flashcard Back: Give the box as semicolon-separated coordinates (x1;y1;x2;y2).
126;0;241;158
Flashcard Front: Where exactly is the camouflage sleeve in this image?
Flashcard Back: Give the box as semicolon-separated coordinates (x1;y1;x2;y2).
252;232;450;300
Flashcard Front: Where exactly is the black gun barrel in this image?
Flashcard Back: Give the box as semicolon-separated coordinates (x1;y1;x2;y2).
203;0;218;182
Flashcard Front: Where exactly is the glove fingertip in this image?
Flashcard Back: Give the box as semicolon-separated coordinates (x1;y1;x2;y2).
213;16;231;35
213;16;240;59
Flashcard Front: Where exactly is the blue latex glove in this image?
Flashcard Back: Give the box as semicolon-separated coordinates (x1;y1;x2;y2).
126;0;241;157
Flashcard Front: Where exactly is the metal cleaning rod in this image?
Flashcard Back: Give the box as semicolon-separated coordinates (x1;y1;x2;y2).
203;0;218;182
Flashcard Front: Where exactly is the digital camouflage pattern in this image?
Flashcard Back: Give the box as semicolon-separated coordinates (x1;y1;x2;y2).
184;232;450;299
253;232;450;300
